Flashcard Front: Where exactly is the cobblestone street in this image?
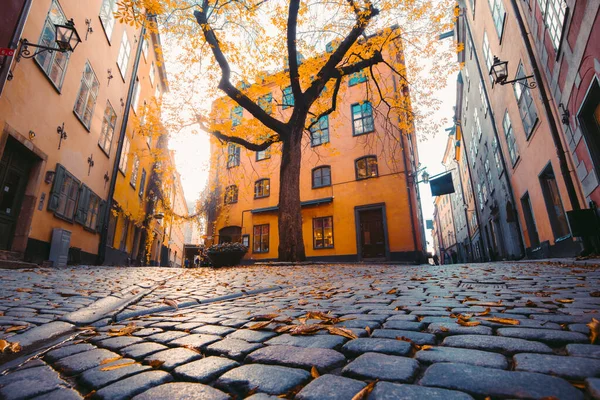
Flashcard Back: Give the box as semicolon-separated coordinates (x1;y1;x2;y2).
1;260;600;399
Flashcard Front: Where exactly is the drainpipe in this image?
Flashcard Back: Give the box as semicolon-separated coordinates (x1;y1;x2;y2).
97;22;147;265
400;130;420;263
509;0;581;212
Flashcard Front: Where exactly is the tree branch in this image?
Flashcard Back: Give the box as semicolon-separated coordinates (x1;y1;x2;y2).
287;0;303;106
194;5;288;137
307;75;343;131
194;112;279;151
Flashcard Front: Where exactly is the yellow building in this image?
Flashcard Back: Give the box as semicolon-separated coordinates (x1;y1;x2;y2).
207;34;426;263
0;0;167;265
160;150;188;268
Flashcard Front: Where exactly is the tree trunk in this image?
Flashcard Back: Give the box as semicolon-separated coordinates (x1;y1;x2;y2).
277;127;306;261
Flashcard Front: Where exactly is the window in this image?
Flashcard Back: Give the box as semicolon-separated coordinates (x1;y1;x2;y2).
503;111;519;165
312;166;331;188
254;179;270;198
99;0;117;40
485;159;493;190
149;62;155;86
313;216;334;249
119;136;130;173
256;136;271;161
464;67;470;91
73;62;100;128
231;106;243;127
477;183;484;210
310;116;330;146
355;156;378;180
352;102;374;135
474;108;482;141
35;0;69;89
84;191;101;230
99;102;117;154
492;137;504;175
541;0;567;50
227;144;240;168
514;63;538;138
490;0;506;38
142;38;149;60
138;169;146;198
479;80;488;116
47;164;80;221
482;32;493;81
130;154;140;188
224;185;238;204
258;93;273;114
349;71;367;86
132;77;141;112
539;164;570;240
253;224;269;253
282;86;294;109
117;32;131;78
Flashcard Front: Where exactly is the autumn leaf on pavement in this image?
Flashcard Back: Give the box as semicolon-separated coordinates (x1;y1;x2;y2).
100;356;123;365
311;366;320;378
481;317;520;325
108;323;138;337
420;345;433;351
5;325;29;333
251;314;279;321
248;320;272;330
457;319;481;327
0;340;10;352
16;288;33;293
298;299;308;306
351;380;377;400
101;361;137;371
324;326;358;340
149;360;165;368
555;298;575;304
386;288;397;295
290;324;323;336
163;298;178;309
365;326;372;335
587;318;600;344
274;325;295;333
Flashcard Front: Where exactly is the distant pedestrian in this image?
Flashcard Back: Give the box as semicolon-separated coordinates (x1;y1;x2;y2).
194;257;200;267
184;259;189;268
433;254;439;265
451;249;458;264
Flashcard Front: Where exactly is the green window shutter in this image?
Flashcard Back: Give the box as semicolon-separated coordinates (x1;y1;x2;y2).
74;185;90;225
96;200;107;233
47;164;66;212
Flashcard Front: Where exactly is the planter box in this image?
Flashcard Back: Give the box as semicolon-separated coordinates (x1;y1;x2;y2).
206;250;247;267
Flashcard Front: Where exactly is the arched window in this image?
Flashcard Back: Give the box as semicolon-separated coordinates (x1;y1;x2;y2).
254;179;270;198
312;166;331;188
355;156;378;180
224;185;238;204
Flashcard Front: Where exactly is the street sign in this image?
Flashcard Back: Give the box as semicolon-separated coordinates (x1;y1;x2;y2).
0;48;15;57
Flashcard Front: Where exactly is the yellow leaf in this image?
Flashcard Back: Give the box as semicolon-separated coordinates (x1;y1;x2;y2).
476;308;491;316
587;318;600;344
420;345;433;351
9;342;21;353
108;323;138;337
365;326;372;335
101;361;137;371
386;288;397;294
0;340;9;352
457;319;480;327
101;356;123;365
298;299;308;306
251;314;279;321
351;380;377;400
556;299;574;304
149;360;165;368
325;326;358;340
248;320;272;330
5;325;29;333
481;317;520;325
311;366;320;378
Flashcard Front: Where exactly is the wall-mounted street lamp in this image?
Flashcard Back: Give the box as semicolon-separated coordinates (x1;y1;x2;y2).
489;56;537;89
558;103;570;125
408;167;430;184
16;19;81;62
87;154;95;175
57;123;67;149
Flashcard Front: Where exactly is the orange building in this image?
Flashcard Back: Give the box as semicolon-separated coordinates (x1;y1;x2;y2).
0;0;167;265
206;34;426;263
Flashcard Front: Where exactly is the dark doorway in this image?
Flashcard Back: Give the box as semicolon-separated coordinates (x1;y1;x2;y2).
539;164;570;240
578;78;600;179
0;138;35;250
219;226;242;244
357;207;387;259
521;192;540;248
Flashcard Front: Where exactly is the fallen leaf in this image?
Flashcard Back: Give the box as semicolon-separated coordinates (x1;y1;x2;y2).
365;326;372;335
83;391;96;400
0;340;9;352
311;366;320;378
101;356;123;365
298;299;308;306
5;325;29;333
324;326;358;340
108;323;138;337
457;319;481;327
148;360;165;368
248;320;272;330
290;324;323;336
163;298;178;309
351;380;377;400
274;325;295;333
440;326;450;332
587;318;600;344
556;299;574;304
476;308;491;316
590;292;600;298
525;300;538;307
16;288;33;293
386;288;397;294
481;317;520;325
101;361;137;371
9;342;21;353
420;345;433;351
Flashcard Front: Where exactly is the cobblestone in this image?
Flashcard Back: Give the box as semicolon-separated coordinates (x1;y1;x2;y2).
370;381;475;400
295;374;366;400
78;358;151;390
132;382;230;400
215;364;311;396
54;348;120;376
173;356;239;383
342;352;419;382
246;345;346;372
93;370;174;400
513;353;600;381
415;346;508;369
143;347;202;370
442;334;553;355
341;338;412;357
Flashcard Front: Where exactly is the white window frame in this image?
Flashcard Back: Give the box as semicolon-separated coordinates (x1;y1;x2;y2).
117;31;131;78
99;0;117;40
73;61;100;129
490;0;506;39
482;32;493;82
119;136;130;173
34;0;69;90
503;111;520;166
99;101;117;154
130;154;140;188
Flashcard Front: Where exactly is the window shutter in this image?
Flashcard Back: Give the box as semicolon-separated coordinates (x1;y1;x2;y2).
74;185;90;225
47;164;66;211
96;200;107;232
